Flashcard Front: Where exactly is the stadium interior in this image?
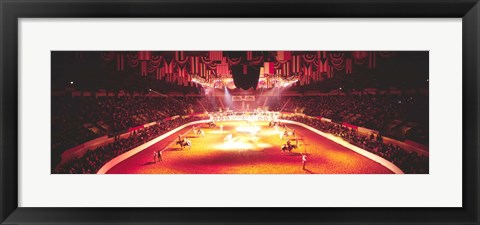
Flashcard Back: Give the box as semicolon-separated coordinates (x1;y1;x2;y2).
52;51;429;174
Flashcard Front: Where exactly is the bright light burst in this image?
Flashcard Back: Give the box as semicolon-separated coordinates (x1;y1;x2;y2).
235;126;261;134
215;139;272;151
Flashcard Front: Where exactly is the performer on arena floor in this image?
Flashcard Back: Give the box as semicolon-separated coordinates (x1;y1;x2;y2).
157;150;162;162
302;154;307;170
224;133;233;142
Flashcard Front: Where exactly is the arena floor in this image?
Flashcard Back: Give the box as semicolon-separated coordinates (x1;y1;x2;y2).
106;121;393;174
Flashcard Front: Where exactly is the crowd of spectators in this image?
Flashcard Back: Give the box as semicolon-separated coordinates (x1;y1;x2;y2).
265;96;289;112
269;93;428;144
52;96;221;151
53;92;428;174
55;116;206;174
197;97;222;112
283;115;429;174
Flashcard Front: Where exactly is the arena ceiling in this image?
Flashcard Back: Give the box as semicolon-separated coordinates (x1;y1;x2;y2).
52;51;428;92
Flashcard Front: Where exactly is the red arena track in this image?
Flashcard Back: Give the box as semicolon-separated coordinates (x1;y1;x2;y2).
105;121;393;174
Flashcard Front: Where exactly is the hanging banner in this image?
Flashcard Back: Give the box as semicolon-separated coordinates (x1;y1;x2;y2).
116;53;125;71
369;51;377;68
175;51;189;64
277;51;292;61
190;56;200;75
264;62;275;75
345;58;353;74
352;51;368;65
209;51;223;62
246;51;253;61
164;58;175;74
141;61;147;76
282;62;290;76
138;51;151;61
292;55;301;73
303;52;316;63
216;57;229;75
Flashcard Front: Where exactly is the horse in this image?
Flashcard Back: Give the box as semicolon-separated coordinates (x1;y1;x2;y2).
280;131;290;140
224;133;233;142
280;129;297;140
281;139;299;153
207;122;217;128
197;129;205;137
176;139;192;149
269;121;279;127
281;144;297;153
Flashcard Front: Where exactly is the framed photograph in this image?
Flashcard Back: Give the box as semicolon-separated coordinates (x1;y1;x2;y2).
1;0;479;224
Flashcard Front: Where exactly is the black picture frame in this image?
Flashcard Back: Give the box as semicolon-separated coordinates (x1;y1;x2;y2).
1;0;479;224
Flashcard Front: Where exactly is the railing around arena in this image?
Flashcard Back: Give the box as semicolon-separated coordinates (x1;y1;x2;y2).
96;115;404;174
97;119;210;174
56;113;208;169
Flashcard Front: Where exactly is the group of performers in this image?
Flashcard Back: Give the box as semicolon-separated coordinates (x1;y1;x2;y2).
280;127;296;140
193;126;205;137
176;134;192;149
150;120;309;172
210;111;278;122
174;125;207;150
276;122;299;153
224;133;233;142
152;150;162;163
268;120;280;127
154;120;302;164
207;121;217;128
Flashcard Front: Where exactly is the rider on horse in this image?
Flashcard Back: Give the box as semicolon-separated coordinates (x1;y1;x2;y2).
175;135;191;149
281;137;299;153
197;128;204;137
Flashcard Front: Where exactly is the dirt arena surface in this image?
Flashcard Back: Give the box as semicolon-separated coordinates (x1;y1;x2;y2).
106;121;393;174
